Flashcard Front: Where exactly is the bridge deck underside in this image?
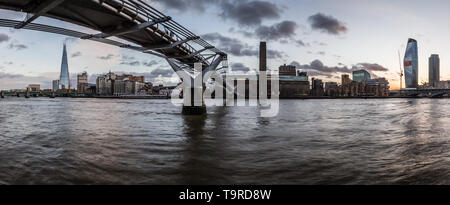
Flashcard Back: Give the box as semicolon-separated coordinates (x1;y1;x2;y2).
0;0;213;67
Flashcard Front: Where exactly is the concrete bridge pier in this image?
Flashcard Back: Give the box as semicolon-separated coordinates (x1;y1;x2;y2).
182;86;207;115
0;91;4;98
167;53;227;115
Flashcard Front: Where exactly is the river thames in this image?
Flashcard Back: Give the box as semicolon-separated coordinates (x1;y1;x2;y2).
1;97;450;185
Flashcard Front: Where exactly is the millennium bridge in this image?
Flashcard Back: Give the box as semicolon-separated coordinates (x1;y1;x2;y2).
0;0;231;114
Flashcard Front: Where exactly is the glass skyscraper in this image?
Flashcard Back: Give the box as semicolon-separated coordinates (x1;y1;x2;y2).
429;54;440;87
59;43;70;89
404;38;418;88
352;70;371;83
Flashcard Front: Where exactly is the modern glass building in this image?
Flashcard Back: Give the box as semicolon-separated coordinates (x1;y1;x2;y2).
429;54;440;87
352;70;371;83
59;43;70;89
404;38;418;88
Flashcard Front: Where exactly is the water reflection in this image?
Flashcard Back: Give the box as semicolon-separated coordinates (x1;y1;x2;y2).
1;97;450;184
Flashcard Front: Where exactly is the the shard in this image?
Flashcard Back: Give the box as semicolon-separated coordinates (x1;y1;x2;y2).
59;43;70;89
404;38;418;88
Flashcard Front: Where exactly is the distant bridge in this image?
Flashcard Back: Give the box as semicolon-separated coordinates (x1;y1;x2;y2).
399;89;450;98
0;0;232;113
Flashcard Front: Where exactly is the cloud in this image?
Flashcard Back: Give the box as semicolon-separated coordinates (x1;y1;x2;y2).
295;40;309;47
0;72;58;90
201;32;284;58
120;55;140;66
290;60;389;79
255;21;298;41
308;13;348;35
231;63;251;72
97;54;115;60
152;0;217;13
8;42;28;50
150;68;173;77
71;51;82;58
357;63;389;72
143;60;159;67
155;0;282;27
0;72;24;79
293;60;352;74
120;61;140;66
0;33;10;43
220;0;282;26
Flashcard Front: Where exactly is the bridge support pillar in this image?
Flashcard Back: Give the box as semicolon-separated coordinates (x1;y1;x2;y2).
0;91;4;98
166;53;227;115
182;105;206;115
182;85;206;115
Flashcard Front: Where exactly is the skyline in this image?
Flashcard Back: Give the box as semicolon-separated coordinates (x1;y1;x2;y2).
0;0;449;90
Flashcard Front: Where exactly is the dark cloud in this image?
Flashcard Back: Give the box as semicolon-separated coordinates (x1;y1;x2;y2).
8;42;27;50
120;61;140;66
267;50;284;59
357;63;389;72
120;55;140;66
220;0;282;26
71;52;82;58
201;32;284;58
143;60;159;67
295;40;309;47
294;60;353;74
290;60;389;79
97;54;115;60
0;33;10;43
155;0;282;26
150;68;173;77
153;0;217;13
308;13;348;35
231;63;251;72
255;21;298;40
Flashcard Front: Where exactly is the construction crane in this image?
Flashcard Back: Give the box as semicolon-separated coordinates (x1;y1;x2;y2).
398;50;404;91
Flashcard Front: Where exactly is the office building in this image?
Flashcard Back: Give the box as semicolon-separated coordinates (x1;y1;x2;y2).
279;64;296;76
325;82;340;96
429;54;440;87
353;70;371;83
52;80;60;91
27;84;40;92
96;72;146;96
341;74;351;85
311;78;324;96
77;72;89;93
404;38;419;88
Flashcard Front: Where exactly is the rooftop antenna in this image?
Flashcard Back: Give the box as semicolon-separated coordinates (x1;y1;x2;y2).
398;50;404;91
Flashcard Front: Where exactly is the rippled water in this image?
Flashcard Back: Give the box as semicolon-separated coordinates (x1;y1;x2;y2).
1;97;450;184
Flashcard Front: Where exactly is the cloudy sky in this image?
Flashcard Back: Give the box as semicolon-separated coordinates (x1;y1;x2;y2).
0;0;449;90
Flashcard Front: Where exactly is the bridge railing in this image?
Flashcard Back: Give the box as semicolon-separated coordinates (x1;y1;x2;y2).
103;0;223;65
